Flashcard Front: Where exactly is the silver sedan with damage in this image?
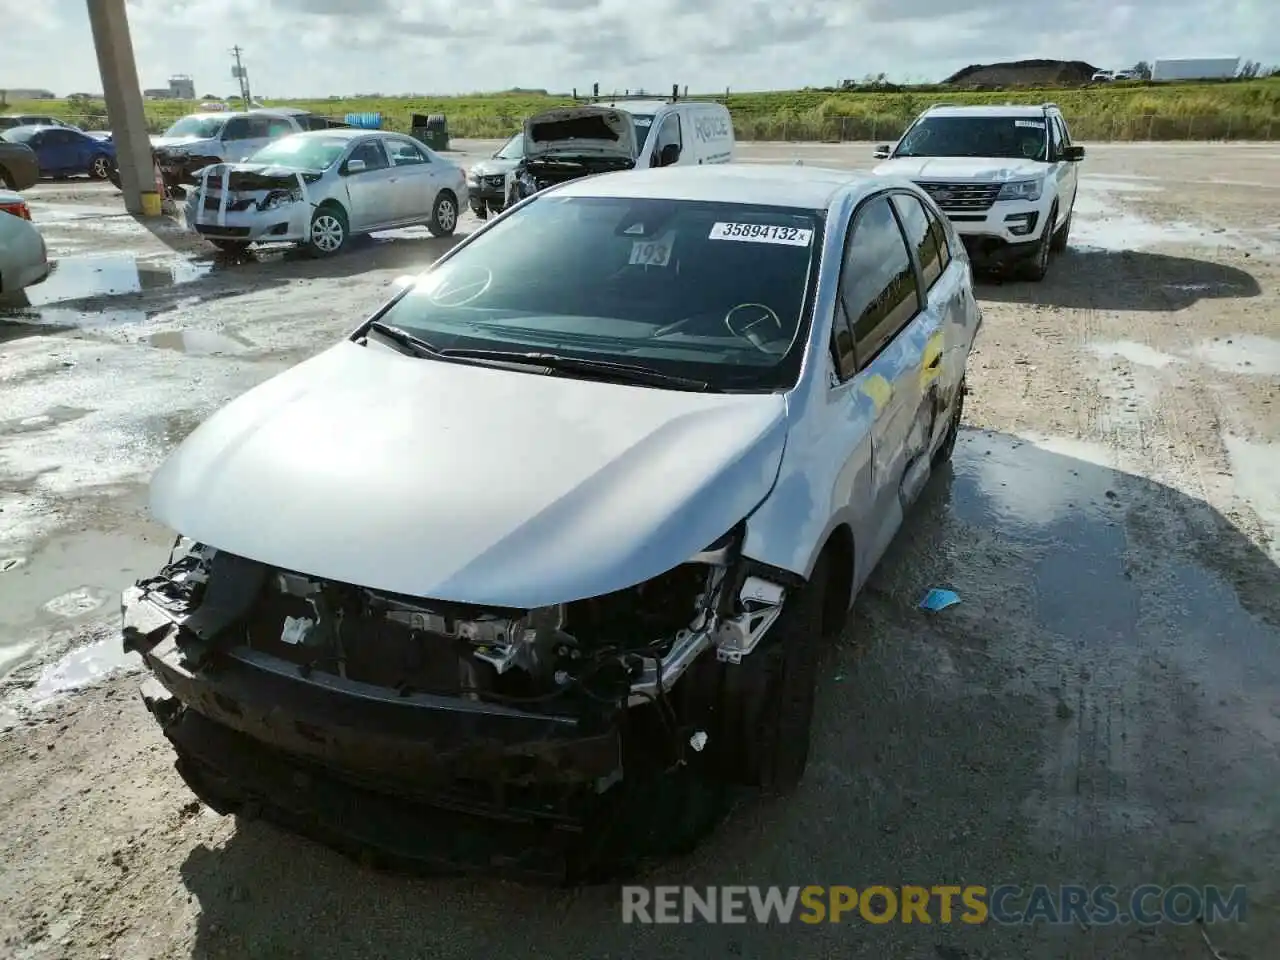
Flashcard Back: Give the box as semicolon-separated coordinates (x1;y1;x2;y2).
125;164;983;876
183;129;468;256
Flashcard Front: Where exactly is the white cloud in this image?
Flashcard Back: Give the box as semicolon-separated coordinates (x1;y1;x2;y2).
0;0;1275;97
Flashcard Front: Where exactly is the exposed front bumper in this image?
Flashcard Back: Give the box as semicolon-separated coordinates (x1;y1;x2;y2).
184;195;310;244
155;152;222;187
136;627;623;823
943;202;1045;248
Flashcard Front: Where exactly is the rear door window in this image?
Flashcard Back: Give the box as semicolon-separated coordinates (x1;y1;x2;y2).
890;193;944;290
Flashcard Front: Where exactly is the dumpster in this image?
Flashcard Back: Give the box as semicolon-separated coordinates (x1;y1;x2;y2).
411;113;449;151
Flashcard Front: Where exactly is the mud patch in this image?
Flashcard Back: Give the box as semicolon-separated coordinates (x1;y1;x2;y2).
1089;340;1182;369
149;329;251;356
1193;335;1280;377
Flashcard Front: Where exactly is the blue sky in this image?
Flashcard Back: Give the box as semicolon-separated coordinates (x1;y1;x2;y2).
2;0;1276;98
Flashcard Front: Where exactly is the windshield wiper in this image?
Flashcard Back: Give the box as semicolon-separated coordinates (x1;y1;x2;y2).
437;348;709;390
363;320;441;357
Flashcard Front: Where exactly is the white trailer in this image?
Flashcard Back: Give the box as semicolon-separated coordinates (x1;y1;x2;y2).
1150;57;1240;81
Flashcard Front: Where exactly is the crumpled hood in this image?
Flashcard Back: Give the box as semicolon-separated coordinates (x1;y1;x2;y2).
149;340;789;608
523;105;636;160
873;156;1047;181
468;157;521;178
192;161;323;189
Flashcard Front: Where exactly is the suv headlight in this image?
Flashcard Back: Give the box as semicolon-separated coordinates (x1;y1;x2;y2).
996;178;1043;202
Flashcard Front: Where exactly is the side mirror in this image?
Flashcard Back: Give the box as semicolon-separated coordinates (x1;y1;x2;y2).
658;142;681;167
873;144;890;159
1063;145;1086;162
345;158;367;175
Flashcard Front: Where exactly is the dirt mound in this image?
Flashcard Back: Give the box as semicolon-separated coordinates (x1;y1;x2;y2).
944;59;1100;88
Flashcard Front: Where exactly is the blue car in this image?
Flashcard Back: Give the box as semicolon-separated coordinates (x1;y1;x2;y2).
0;124;119;182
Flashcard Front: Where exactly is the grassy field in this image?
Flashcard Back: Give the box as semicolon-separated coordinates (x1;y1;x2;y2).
9;79;1280;141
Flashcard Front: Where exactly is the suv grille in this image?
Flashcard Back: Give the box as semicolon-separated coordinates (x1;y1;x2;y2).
915;181;1001;213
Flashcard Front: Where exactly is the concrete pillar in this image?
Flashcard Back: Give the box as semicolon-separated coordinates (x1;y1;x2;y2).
87;0;153;214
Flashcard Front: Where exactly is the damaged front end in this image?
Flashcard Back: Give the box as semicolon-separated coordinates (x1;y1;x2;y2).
186;165;321;244
125;528;787;848
507;154;636;204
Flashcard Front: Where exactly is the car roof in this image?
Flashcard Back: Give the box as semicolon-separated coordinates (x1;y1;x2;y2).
2;124;58;135
923;104;1057;118
596;100;672;115
551;163;881;210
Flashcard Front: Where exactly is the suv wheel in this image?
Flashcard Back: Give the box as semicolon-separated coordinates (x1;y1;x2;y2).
712;552;829;793
1020;205;1056;282
1050;206;1072;252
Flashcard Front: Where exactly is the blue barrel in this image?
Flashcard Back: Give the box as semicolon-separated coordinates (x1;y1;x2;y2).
344;112;383;129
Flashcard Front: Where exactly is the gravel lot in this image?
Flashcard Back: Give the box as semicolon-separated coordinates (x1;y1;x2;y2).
1;141;1278;959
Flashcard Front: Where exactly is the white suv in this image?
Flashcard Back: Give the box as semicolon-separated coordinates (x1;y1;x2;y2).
872;103;1085;280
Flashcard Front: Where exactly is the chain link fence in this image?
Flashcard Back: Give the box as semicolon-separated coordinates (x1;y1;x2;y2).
56;112;1278;143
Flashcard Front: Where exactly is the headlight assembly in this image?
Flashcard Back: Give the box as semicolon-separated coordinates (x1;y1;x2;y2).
996;178;1043;202
259;188;302;211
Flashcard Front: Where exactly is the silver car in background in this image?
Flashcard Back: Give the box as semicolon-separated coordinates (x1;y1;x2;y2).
184;129;468;256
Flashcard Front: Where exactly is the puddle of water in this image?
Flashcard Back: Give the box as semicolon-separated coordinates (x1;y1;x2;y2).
149;329;251;355
0;405;93;435
1222;435;1280;562
0;529;170;662
1090;340;1182;369
950;430;1140;639
26;635;141;704
1192;335;1280;377
19;253;214;307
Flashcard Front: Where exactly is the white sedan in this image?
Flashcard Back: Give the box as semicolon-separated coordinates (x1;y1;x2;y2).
0;190;49;294
182;129;468;256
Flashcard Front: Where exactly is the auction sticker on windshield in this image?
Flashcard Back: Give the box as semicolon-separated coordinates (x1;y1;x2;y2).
1014;120;1046;128
630;234;674;266
709;222;813;246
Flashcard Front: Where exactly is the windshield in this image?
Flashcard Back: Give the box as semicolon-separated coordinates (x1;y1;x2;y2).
163;115;226;140
377;195;822;392
249;135;348;170
494;133;524;160
894;116;1048;161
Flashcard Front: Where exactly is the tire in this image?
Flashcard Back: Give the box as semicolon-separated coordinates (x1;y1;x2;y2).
303;203;348;257
1019;205;1055;281
1050;205;1072;252
427;191;458;237
210;239;250;255
715;552;829;793
932;376;966;468
471;202;488;220
0;166;13;190
88;154;113;180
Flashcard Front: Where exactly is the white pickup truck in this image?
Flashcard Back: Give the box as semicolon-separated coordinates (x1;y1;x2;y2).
872;103;1085;281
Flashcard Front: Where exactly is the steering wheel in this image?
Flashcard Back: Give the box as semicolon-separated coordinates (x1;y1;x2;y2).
724;302;783;354
427;266;493;307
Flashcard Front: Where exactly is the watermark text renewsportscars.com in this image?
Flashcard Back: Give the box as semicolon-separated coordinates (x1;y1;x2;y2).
621;885;1248;925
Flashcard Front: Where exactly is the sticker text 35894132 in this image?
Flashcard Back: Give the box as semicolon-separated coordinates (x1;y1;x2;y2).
708;222;813;246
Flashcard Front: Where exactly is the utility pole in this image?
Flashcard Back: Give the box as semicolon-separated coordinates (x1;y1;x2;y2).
230;45;252;108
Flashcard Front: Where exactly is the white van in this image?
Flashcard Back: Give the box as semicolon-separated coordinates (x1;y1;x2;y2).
503;96;735;206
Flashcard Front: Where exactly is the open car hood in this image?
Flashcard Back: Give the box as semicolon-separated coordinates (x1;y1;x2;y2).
523;105;636;160
148;340;789;609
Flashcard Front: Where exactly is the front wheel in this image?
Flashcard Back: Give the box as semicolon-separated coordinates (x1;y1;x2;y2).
714;551;829;793
428;191;458;237
1050;206;1072;252
1019;205;1056;282
89;154;113;180
303;204;348;257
